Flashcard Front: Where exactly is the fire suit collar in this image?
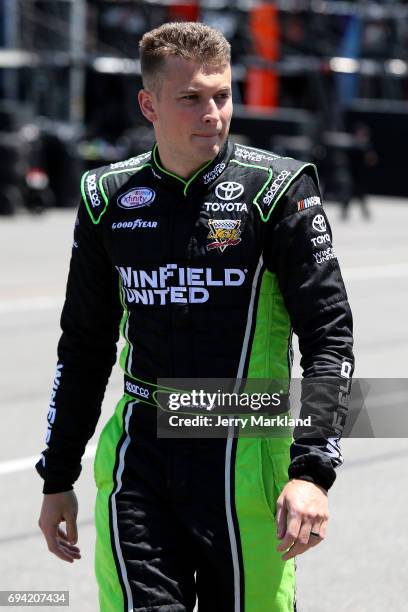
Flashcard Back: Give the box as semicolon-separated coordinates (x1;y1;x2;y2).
150;139;233;197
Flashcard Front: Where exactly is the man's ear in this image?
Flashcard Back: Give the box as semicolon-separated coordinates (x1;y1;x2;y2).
138;89;157;123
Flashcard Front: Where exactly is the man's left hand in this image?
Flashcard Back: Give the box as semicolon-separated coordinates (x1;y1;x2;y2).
276;479;328;560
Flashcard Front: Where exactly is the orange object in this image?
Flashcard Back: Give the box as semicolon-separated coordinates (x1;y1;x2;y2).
245;3;280;108
246;68;279;108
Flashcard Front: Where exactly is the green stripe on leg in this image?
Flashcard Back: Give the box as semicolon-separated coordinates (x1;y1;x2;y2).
94;396;129;612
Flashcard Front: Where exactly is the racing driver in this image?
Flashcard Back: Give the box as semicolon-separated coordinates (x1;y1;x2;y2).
36;21;354;612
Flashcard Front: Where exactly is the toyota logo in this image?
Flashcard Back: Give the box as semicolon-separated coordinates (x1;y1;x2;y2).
312;214;327;233
215;181;244;201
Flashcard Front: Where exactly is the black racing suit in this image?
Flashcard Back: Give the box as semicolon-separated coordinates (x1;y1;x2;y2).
36;140;353;612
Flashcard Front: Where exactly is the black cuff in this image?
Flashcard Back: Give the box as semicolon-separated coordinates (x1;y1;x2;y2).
35;457;78;494
288;455;336;491
43;482;74;495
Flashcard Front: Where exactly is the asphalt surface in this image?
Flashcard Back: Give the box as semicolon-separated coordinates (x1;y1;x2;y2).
0;196;407;612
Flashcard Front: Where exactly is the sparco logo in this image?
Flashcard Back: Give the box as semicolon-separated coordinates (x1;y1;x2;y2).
262;171;291;205
204;202;248;213
312;214;327;233
86;173;101;208
117;264;246;306
125;381;150;399
203;163;225;184
215;182;244;201
118;188;155;209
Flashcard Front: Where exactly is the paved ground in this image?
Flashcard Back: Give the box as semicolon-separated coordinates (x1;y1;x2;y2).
0;196;407;611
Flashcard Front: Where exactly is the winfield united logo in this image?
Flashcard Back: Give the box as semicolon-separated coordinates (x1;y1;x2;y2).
118;188;155;210
215;181;244;201
207;219;242;252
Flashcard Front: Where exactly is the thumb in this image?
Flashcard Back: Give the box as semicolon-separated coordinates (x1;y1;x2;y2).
276;502;287;540
66;517;78;545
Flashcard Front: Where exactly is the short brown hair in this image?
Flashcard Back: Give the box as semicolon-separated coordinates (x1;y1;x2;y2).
139;22;231;91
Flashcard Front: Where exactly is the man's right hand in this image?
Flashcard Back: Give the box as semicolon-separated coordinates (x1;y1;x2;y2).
38;490;81;563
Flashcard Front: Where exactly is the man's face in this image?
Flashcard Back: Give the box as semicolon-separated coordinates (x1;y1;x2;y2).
139;56;233;175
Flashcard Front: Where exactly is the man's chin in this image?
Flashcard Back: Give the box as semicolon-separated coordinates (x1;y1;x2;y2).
192;138;222;161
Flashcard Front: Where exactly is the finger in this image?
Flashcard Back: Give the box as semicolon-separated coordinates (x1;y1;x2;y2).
58;541;81;558
318;519;328;539
44;532;76;563
282;540;309;561
275;502;287;540
57;527;68;541
52;547;76;563
308;522;324;548
277;514;301;552
57;528;80;552
282;520;325;560
58;539;81;553
42;525;59;550
281;519;312;560
50;537;81;562
66;517;78;545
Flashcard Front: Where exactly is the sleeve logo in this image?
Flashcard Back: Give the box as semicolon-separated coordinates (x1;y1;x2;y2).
312;214;327;232
297;196;321;211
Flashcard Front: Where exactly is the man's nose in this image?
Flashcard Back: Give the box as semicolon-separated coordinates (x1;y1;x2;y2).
202;98;220;124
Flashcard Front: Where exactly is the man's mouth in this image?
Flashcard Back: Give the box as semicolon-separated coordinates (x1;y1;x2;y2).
194;132;220;137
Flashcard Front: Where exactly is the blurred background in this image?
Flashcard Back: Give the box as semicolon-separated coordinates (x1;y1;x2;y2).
0;0;407;216
1;1;408;611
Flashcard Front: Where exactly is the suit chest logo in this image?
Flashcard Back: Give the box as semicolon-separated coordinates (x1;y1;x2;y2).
215;182;244;201
118;188;155;209
207;219;242;252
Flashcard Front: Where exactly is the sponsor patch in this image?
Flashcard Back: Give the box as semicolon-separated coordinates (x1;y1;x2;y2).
204;202;248;213
125;380;150;399
262;171;291;206
313;247;336;264
215;182;244;201
310;233;331;247
116;264;247;305
86;173;101;208
207;219;242;252
234;146;278;163
312;214;327;233
118;188;155;210
203;163;225;185
112;220;158;230
110;152;150;170
297;196;321;211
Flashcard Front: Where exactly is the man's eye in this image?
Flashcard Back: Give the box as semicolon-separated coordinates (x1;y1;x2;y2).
216;93;230;99
182;95;197;101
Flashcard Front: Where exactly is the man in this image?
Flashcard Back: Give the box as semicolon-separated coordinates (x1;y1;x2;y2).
37;22;354;612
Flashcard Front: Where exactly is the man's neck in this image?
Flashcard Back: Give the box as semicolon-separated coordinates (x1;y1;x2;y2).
156;150;212;180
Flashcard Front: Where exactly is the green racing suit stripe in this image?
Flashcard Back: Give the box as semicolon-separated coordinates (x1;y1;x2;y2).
247;269;292;381
233;268;295;611
94;397;136;612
